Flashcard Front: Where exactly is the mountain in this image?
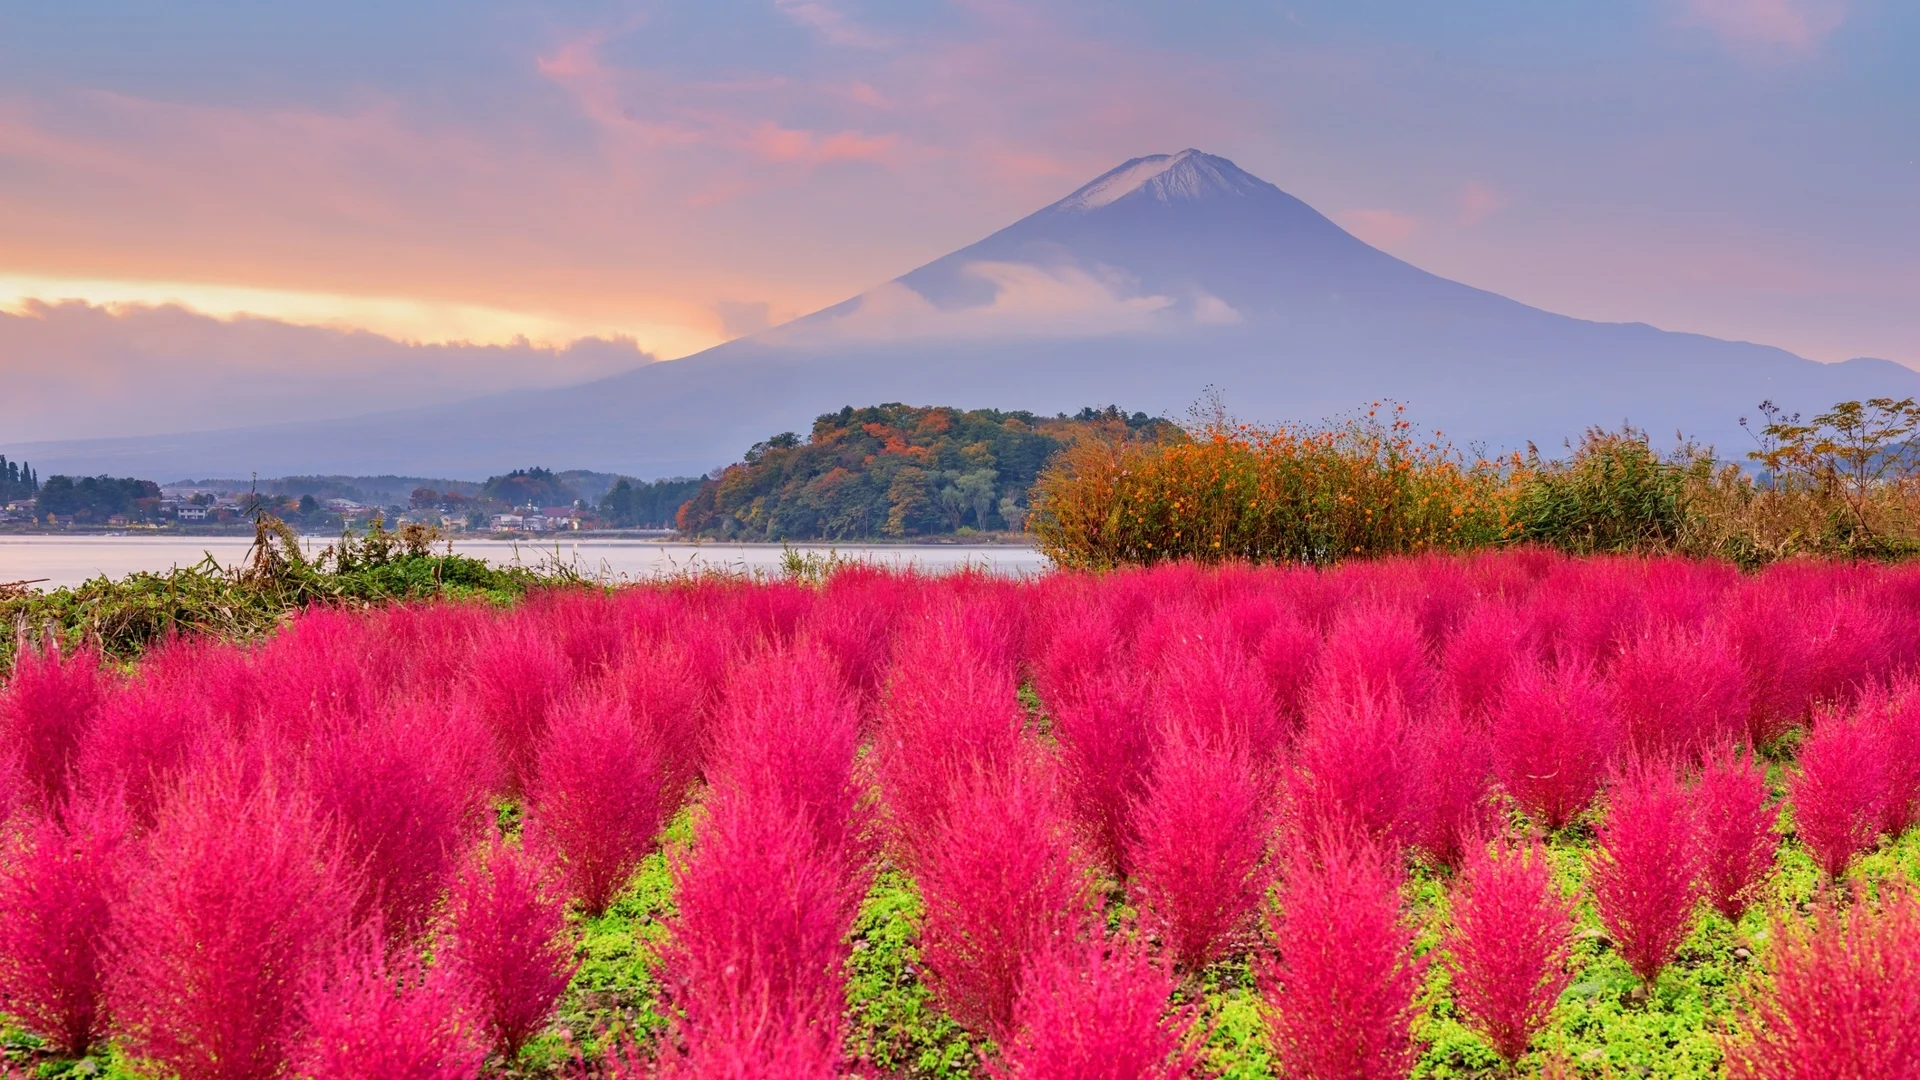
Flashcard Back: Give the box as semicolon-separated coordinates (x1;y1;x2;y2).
10;149;1916;480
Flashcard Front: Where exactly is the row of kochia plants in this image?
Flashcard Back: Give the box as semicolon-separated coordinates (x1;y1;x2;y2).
1;551;1918;1079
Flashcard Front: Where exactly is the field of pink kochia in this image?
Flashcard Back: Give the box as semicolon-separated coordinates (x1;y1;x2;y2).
3;551;1920;1079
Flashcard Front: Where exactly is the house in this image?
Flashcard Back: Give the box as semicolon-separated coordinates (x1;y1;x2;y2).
490;513;524;531
177;505;210;522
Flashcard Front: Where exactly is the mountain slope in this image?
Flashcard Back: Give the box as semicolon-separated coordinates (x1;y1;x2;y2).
11;150;1916;480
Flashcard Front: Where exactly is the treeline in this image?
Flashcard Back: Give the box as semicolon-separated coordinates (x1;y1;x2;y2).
36;475;163;523
675;404;1177;540
600;477;704;528
0;456;38;503
1031;397;1920;570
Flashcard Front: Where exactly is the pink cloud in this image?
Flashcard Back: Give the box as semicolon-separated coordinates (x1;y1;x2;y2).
1339;209;1424;249
773;0;892;49
1674;0;1849;51
1456;182;1508;226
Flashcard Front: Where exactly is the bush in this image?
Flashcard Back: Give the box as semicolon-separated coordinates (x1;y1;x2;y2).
1724;890;1920;1080
0;639;109;810
1589;761;1702;984
109;765;359;1080
918;757;1093;1041
1490;660;1621;831
1445;837;1576;1062
1695;745;1780;922
1292;687;1425;850
294;932;486;1080
526;689;666;915
1609;622;1749;760
439;837;576;1059
1507;428;1694;554
1790;705;1888;880
0;791;129;1056
988;931;1204;1080
1033;603;1155;874
1261;823;1426;1080
1127;726;1273;971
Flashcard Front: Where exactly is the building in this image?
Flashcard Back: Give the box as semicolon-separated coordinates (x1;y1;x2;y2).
177;505;210;522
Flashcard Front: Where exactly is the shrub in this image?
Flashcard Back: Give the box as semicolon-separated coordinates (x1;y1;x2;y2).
1589;761;1702;983
1315;604;1436;716
1035;606;1155;874
1724;890;1920;1080
1440;601;1533;722
439;837;576;1059
0;790;130;1056
1695;745;1780;921
1261;823;1426;1080
606;638;707;810
1507;427;1693;554
1147;606;1285;764
306;701;496;941
707;640;870;884
294;932;487;1080
1790;705;1888;880
109;765;359;1080
988;931;1204;1080
876;611;1026;858
661;792;857;1078
1412;704;1496;869
1445;837;1576;1062
526;690;665;915
1609;622;1749;760
466;618;571;793
918;757;1093;1041
1128;726;1274;971
1490;660;1621;831
1291;687;1425;850
1866;685;1920;836
0;639;109;810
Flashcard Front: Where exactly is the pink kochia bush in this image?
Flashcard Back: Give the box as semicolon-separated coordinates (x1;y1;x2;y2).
1445;838;1575;1063
1609;623;1749;760
295;931;486;1080
0;638;109;808
989;931;1204;1080
1290;687;1425;850
1128;726;1274;972
1589;761;1702;983
0;791;130;1056
438;836;576;1060
1491;660;1621;831
109;765;359;1080
918;757;1093;1041
660;638;870;1075
526;689;665;915
1789;705;1888;880
1261;823;1427;1080
1724;890;1920;1080
1035;604;1155;874
1694;746;1779;921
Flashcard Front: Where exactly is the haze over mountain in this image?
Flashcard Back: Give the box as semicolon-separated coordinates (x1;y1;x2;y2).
9;150;1915;481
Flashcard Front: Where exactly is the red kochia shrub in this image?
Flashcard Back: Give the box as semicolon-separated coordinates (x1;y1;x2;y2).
1695;746;1779;921
918;757;1093;1041
1440;601;1533;723
989;931;1204;1080
1491;660;1621;831
662;793;857;1078
1128;727;1273;972
1865;685;1920;837
1413;703;1496;869
295;932;486;1080
876;611;1026;857
526;690;665;915
0;791;130;1055
1150;611;1286;767
467;618;572;793
439;837;576;1059
1445;838;1575;1063
1609;623;1749;760
306;701;495;941
1036;605;1155;874
1790;705;1888;880
707;640;870;882
1261;823;1426;1080
606;639;707;807
1314;604;1436;717
1589;761;1701;983
110;766;359;1080
1724;890;1920;1080
1291;687;1425;850
0;638;109;809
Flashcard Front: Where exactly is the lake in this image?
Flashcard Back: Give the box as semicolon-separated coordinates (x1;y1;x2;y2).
0;535;1052;591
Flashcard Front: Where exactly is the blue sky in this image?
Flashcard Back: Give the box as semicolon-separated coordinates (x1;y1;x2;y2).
1;0;1913;379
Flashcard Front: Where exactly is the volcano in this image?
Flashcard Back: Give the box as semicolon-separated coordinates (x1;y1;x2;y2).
15;149;1917;479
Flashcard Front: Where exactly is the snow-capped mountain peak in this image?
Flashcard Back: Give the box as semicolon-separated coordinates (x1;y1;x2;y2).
1051;149;1270;213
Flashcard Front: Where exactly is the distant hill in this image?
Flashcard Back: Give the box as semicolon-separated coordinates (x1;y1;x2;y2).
11;148;1918;479
676;404;1173;540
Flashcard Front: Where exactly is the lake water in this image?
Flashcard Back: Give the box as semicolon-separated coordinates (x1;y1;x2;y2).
0;535;1052;591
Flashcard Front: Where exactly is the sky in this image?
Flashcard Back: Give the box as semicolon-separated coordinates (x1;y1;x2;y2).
2;0;1916;439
